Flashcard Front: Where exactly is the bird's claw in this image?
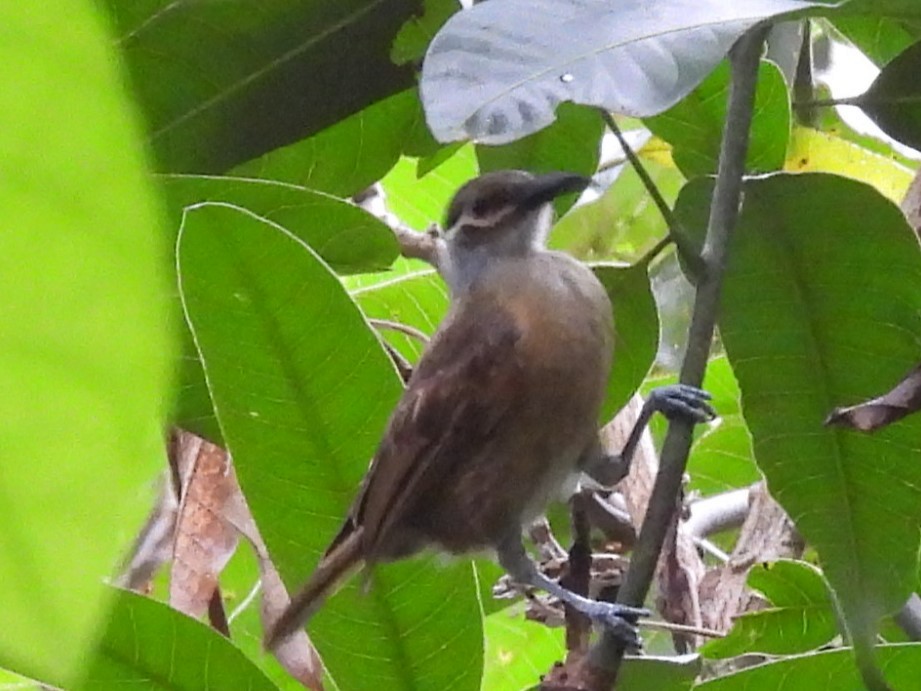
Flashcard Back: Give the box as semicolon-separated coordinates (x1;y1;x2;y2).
578;601;648;650
649;384;716;423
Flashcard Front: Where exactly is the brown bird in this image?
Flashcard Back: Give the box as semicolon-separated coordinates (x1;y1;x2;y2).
265;170;712;650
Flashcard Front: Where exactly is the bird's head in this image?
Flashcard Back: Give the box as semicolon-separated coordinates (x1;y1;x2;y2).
441;170;591;294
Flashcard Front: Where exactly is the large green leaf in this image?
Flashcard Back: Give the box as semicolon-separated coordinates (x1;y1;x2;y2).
176;203;482;691
421;0;825;143
675;173;921;656
696;643;921;689
161;175;399;274
163;175;399;443
0;2;172;685
104;0;419;172
476;103;604;215
645;59;791;178
78;590;278;690
703;560;837;658
231;89;426;198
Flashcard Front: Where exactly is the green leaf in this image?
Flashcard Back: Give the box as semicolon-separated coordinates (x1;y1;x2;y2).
421;0;824;143
645;59;790;177
231;89;424;198
104;0;417;173
675;173;921;658
391;0;460;66
551;157;685;263
352;270;449;364
476;103;605;215
703;560;837;658
696;643;921;690
162;175;399;443
0;2;172;685
855;40;921;152
381;146;479;230
830;1;921;66
785;126;914;203
161;175;400;274
482;609;565;691
594;264;659;420
177;203;482;691
78;590;279;690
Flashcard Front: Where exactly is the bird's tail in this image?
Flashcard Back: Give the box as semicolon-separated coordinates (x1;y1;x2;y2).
264;526;364;650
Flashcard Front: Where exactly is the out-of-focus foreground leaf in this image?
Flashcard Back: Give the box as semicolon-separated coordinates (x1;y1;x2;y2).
0;1;172;685
78;590;279;690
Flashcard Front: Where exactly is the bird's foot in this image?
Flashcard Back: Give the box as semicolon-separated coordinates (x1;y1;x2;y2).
571;599;648;650
648;384;715;423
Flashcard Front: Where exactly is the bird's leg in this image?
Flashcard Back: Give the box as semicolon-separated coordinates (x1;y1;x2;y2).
585;384;715;486
496;534;647;649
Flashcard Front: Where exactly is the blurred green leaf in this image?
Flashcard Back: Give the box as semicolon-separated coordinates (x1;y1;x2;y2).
482;609;565;691
476;103;604;215
675;172;921;659
551;158;684;263
594;264;659;420
697;643;921;689
831;10;921;66
231;89;423;198
392;0;460;66
78;590;279;690
381;146;479;230
177;203;482;691
0;1;172;685
703;560;837;658
645;59;790;177
103;0;417;173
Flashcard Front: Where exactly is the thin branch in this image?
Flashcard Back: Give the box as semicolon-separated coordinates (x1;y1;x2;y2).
367;318;431;344
640;619;725;639
601;111;705;277
392;222;446;268
684;487;752;539
587;26;769;685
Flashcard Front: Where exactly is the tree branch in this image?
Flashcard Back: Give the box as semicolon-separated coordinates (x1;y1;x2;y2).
549;27;769;689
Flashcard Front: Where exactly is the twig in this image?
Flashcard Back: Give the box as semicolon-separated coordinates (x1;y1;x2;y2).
588;26;769;686
367;318;431;344
392;222;446;268
684;487;752;539
601;111;704;277
640;619;725;639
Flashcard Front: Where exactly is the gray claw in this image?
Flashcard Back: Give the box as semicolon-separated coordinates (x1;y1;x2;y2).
650;385;716;422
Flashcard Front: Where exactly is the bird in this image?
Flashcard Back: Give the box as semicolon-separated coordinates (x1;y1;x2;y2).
265;170;713;650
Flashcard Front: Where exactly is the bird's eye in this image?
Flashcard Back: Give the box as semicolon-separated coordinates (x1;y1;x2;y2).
472;194;505;218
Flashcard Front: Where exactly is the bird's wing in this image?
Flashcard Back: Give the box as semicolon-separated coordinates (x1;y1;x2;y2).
343;298;527;559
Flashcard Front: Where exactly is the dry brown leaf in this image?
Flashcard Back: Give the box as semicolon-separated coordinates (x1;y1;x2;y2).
169;432;239;631
825;363;921;432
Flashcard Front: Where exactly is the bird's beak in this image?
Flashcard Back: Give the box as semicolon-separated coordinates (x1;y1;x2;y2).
521;172;592;208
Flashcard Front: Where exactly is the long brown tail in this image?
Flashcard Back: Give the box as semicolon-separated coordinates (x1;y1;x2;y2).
264;526;364;650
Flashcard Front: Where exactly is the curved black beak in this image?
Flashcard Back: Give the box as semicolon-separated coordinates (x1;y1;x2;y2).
521;172;592;209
